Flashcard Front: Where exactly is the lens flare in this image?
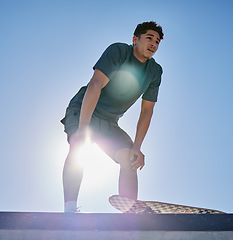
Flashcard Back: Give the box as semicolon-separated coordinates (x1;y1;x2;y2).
73;129;92;168
107;69;141;102
73;129;117;192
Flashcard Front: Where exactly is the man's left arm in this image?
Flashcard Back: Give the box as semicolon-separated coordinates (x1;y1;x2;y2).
130;99;155;171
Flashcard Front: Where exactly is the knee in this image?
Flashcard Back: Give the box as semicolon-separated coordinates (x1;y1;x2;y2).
114;148;132;169
65;142;84;167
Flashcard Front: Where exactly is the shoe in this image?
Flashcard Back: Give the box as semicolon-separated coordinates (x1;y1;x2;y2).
64;207;81;213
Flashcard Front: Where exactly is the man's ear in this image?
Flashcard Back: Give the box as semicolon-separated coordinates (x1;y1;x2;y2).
132;35;138;45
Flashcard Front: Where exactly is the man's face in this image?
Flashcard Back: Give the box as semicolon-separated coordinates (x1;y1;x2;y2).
133;30;161;62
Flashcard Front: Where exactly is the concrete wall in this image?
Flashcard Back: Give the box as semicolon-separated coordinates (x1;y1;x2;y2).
0;212;232;240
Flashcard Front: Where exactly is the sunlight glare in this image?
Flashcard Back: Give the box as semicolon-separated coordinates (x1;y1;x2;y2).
74;131;118;192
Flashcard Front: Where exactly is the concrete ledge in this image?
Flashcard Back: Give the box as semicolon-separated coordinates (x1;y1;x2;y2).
0;212;233;240
0;212;233;231
0;230;233;240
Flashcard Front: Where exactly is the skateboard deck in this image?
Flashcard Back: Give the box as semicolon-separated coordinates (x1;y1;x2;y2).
109;195;225;214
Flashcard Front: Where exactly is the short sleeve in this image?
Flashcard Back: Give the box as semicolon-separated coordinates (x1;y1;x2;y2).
142;65;163;102
93;43;130;79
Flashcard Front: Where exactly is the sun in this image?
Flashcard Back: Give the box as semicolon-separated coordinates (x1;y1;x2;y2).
74;136;118;193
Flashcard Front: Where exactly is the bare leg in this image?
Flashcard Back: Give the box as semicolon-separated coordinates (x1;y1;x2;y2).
63;142;84;203
115;148;138;200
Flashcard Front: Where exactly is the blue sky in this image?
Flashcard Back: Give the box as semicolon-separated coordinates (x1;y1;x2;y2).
1;0;233;213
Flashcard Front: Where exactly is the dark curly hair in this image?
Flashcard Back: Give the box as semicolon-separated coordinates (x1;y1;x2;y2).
134;21;164;40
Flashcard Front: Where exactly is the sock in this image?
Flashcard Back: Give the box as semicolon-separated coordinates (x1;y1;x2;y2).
64;201;77;212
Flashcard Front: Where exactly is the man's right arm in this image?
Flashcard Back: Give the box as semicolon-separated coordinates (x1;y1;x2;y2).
78;69;109;129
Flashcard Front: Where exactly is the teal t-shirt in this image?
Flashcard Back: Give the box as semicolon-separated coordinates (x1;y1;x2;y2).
68;42;163;120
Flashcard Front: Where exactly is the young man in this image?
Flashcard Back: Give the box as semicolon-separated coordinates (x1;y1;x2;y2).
61;21;164;213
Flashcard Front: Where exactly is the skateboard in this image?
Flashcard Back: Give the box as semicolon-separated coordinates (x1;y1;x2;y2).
109;195;225;214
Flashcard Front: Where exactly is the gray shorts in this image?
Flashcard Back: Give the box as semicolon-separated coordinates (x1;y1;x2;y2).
61;107;133;160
